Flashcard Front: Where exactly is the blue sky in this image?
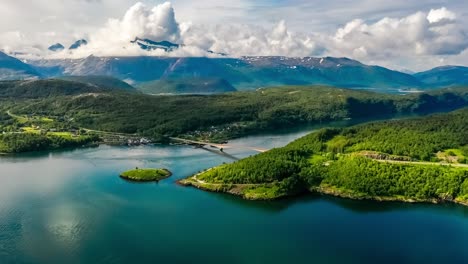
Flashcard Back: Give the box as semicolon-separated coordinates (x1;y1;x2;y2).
0;0;467;70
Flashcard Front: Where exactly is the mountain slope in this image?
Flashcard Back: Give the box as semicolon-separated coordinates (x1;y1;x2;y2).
415;66;468;87
237;57;422;89
57;75;135;91
10;85;468;139
0;51;40;80
182;108;468;202
31;56;422;90
137;78;236;94
0;79;111;98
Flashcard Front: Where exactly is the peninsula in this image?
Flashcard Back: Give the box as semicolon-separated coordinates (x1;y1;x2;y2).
180;108;468;206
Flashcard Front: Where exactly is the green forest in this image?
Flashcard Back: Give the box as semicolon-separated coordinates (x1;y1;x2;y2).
187;108;468;204
0;133;99;153
7;83;468;142
1;79;468;154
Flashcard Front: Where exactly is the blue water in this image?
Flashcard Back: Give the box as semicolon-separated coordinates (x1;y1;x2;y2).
0;128;467;264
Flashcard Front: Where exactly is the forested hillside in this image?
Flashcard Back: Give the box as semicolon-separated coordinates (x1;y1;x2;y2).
137;78;236;94
181;108;468;204
9;86;468;142
0;133;99;153
57;76;136;91
0;79;125;98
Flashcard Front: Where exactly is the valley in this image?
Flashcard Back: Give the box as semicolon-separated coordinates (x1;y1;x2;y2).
2;2;468;263
1;79;468;153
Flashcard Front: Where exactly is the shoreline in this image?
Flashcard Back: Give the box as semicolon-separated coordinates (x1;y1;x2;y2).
0;111;434;156
178;174;468;207
313;185;468;207
0;142;100;156
177;167;295;200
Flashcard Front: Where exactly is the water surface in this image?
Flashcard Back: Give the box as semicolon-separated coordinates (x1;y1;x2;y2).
0;126;467;264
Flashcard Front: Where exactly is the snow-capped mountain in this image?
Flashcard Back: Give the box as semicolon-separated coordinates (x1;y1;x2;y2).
69;39;88;50
29;55;423;89
48;43;65;52
3;48;467;90
130;38;180;52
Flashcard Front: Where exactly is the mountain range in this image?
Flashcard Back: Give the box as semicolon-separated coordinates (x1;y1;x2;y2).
414;66;468;87
0;51;40;80
1;49;468;94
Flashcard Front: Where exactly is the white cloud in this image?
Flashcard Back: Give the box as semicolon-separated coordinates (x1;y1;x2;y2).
327;7;468;68
181;20;319;57
1;1;467;71
427;7;456;24
0;31;25;54
50;2;183;58
49;1;320;58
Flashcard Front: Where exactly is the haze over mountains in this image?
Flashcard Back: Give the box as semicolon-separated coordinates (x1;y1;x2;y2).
1;48;467;94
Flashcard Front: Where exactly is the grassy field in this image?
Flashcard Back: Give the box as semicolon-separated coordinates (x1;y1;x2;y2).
47;132;75;138
21;127;41;134
437;149;467;164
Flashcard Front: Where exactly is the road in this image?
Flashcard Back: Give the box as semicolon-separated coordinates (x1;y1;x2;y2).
374;159;468;168
170;137;268;153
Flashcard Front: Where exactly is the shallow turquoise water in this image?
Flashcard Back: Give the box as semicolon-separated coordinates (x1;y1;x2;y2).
0;128;467;264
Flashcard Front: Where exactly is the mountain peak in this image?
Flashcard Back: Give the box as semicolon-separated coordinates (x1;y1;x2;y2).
426;65;468;71
130;38;180;52
69;39;88;50
48;43;65;52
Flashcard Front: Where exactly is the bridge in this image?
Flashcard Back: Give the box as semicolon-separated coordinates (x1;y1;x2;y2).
169;137;268;159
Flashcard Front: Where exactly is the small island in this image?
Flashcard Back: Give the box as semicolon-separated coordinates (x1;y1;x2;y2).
120;168;172;182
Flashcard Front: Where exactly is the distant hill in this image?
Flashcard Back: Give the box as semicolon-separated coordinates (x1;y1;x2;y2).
137;78;236;94
0;51;40;80
57;75;135;91
0;78;134;99
11;85;468;139
414;66;468;88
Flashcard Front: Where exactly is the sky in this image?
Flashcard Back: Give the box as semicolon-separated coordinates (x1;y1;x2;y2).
0;0;467;71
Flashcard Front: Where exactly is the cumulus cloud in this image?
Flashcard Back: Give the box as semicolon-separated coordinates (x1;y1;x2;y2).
55;1;183;57
181;20;319;57
0;31;25;54
427;7;456;24
2;1;468;71
47;1;320;58
328;7;468;64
